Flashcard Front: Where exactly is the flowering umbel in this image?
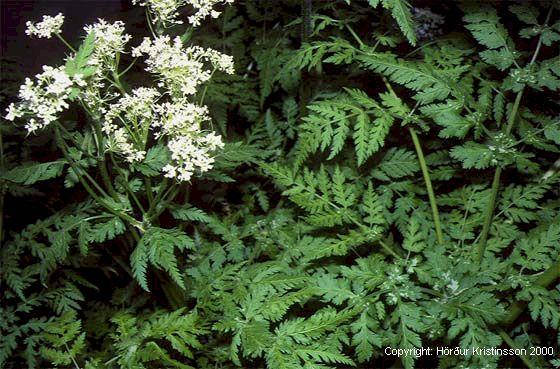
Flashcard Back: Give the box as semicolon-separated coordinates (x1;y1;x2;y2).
5;66;85;133
25;13;65;38
6;1;235;182
132;0;235;27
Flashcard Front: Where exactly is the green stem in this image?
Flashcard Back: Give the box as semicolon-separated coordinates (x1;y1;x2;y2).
56;126;111;198
145;178;154;209
118;57;138;78
199;69;216;106
108;153;146;214
99;156;118;198
409;128;444;245
475;6;552;263
55;33;76;53
498;329;539;369
92;123;120;201
56;130;143;231
149;184;181;221
382;78;444;245
345;24;364;49
145;9;158;38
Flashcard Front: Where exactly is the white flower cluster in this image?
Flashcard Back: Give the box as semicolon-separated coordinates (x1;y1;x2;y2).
10;3;234;183
84;20;132;73
102;88;160;162
25;13;64;38
163;132;224;181
5;66;84;133
132;0;234;27
187;0;235;27
132;36;234;97
102;89;224;182
153;102;223;181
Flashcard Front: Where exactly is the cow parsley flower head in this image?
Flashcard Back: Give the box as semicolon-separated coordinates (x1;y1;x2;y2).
25;13;65;38
163;132;224;181
132;0;185;26
153;102;210;136
132;0;234;28
5;65;83;133
105;87;160;126
84;20;131;56
187;0;235;27
132;36;234;97
84;20;132;73
102;88;160;162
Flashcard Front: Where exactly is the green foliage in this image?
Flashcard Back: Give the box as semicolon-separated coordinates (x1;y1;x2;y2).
295;88;394;166
2;1;560;369
1;161;66;185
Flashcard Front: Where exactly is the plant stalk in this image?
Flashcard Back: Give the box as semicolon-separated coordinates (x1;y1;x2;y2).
409;128;444;245
382;78;444;245
498;329;540;369
475;6;552;263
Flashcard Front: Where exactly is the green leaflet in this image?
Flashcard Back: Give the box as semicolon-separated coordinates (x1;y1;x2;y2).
1;161;66;185
295;88;393;167
131;227;195;291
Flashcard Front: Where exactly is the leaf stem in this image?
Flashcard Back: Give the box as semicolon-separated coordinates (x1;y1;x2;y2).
345;24;364;49
55;33;76;53
382;78;444;245
118;57;138;77
409;128;444;245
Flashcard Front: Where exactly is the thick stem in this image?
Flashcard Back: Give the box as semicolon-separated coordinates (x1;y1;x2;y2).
409;128;444;245
498;329;540;369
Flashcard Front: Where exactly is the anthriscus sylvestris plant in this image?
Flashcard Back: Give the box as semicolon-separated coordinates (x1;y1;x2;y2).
1;0;244;366
0;0;559;368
